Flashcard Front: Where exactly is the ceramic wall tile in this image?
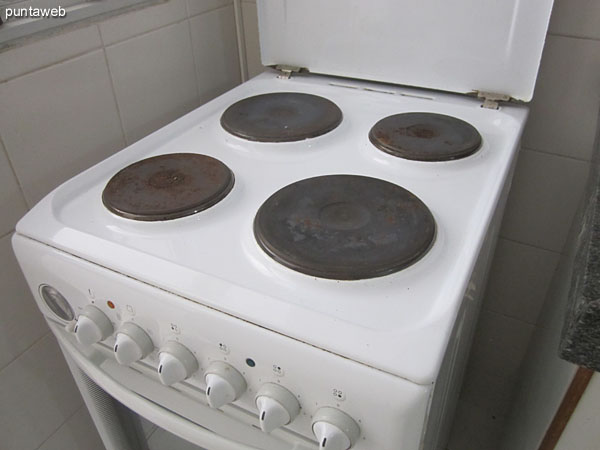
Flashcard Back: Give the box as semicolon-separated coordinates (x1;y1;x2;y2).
106;21;199;143
0;50;125;206
189;5;241;104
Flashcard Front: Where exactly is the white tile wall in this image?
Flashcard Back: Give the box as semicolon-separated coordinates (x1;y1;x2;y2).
98;0;187;46
0;25;102;83
0;1;243;448
0;140;28;236
189;5;241;104
467;311;535;381
522;35;600;161
500;149;590;253
484;238;560;325
0;334;83;450
186;0;232;18
241;0;263;78
0;50;126;205
105;21;199;143
549;0;600;40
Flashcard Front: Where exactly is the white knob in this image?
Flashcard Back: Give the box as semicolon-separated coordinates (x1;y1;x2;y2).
74;305;113;346
113;322;153;365
204;361;246;409
312;407;360;450
255;383;300;433
157;341;198;386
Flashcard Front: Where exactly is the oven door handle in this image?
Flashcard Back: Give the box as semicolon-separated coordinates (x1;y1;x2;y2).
53;324;310;450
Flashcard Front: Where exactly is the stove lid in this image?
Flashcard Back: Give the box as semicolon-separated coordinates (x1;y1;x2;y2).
257;0;554;101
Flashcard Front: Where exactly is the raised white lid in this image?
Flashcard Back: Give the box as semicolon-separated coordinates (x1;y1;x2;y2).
257;0;554;101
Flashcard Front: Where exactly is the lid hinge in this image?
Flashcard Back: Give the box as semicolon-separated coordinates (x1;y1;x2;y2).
275;65;302;79
477;91;511;110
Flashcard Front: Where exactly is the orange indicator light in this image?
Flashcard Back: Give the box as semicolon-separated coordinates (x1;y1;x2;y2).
107;301;115;309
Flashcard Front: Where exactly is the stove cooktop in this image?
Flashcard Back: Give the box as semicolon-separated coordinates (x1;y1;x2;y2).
16;71;528;383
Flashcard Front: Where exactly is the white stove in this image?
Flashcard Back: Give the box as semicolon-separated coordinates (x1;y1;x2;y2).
11;1;554;449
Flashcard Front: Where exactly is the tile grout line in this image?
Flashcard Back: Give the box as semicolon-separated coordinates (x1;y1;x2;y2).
0;39;104;85
98;23;129;146
498;235;563;255
481;305;541;328
0;1;235;85
0;229;14;240
184;14;202;107
0;132;32;209
33;403;87;450
548;31;600;42
0;330;51;374
520;145;591;164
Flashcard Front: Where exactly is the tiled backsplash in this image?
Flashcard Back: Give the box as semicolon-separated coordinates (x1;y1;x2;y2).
0;1;241;448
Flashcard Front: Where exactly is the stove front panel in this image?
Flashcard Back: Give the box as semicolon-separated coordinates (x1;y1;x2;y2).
13;234;432;450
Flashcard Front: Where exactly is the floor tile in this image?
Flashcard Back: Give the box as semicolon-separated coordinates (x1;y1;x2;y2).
483;238;560;325
38;405;104;450
0;234;48;370
447;400;505;450
106;21;199;143
0;333;83;450
0;50;126;206
189;5;241;105
522;35;600;161
500;149;590;253
148;427;206;450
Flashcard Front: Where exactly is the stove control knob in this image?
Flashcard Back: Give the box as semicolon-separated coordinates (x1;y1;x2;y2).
204;361;246;409
312;407;360;450
113;322;153;366
74;305;113;346
157;341;198;386
255;383;300;433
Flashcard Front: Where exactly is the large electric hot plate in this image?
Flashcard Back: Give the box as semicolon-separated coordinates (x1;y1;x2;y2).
254;175;436;280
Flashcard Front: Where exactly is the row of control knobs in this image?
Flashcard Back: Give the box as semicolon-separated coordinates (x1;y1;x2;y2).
72;305;360;449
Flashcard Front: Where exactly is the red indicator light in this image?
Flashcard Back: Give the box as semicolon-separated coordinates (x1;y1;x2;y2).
107;301;115;309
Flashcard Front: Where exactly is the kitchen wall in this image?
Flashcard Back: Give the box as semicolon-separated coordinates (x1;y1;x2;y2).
0;1;241;448
244;1;600;449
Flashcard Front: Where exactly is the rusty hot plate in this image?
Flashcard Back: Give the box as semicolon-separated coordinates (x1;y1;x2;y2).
254;175;436;280
102;153;234;221
221;92;343;142
369;112;482;161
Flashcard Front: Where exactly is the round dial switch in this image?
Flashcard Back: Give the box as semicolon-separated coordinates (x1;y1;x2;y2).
204;361;246;409
255;383;300;433
312;407;360;450
113;322;153;366
157;341;198;386
74;305;113;346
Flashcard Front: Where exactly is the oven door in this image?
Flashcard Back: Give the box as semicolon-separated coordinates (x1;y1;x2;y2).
51;322;315;450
